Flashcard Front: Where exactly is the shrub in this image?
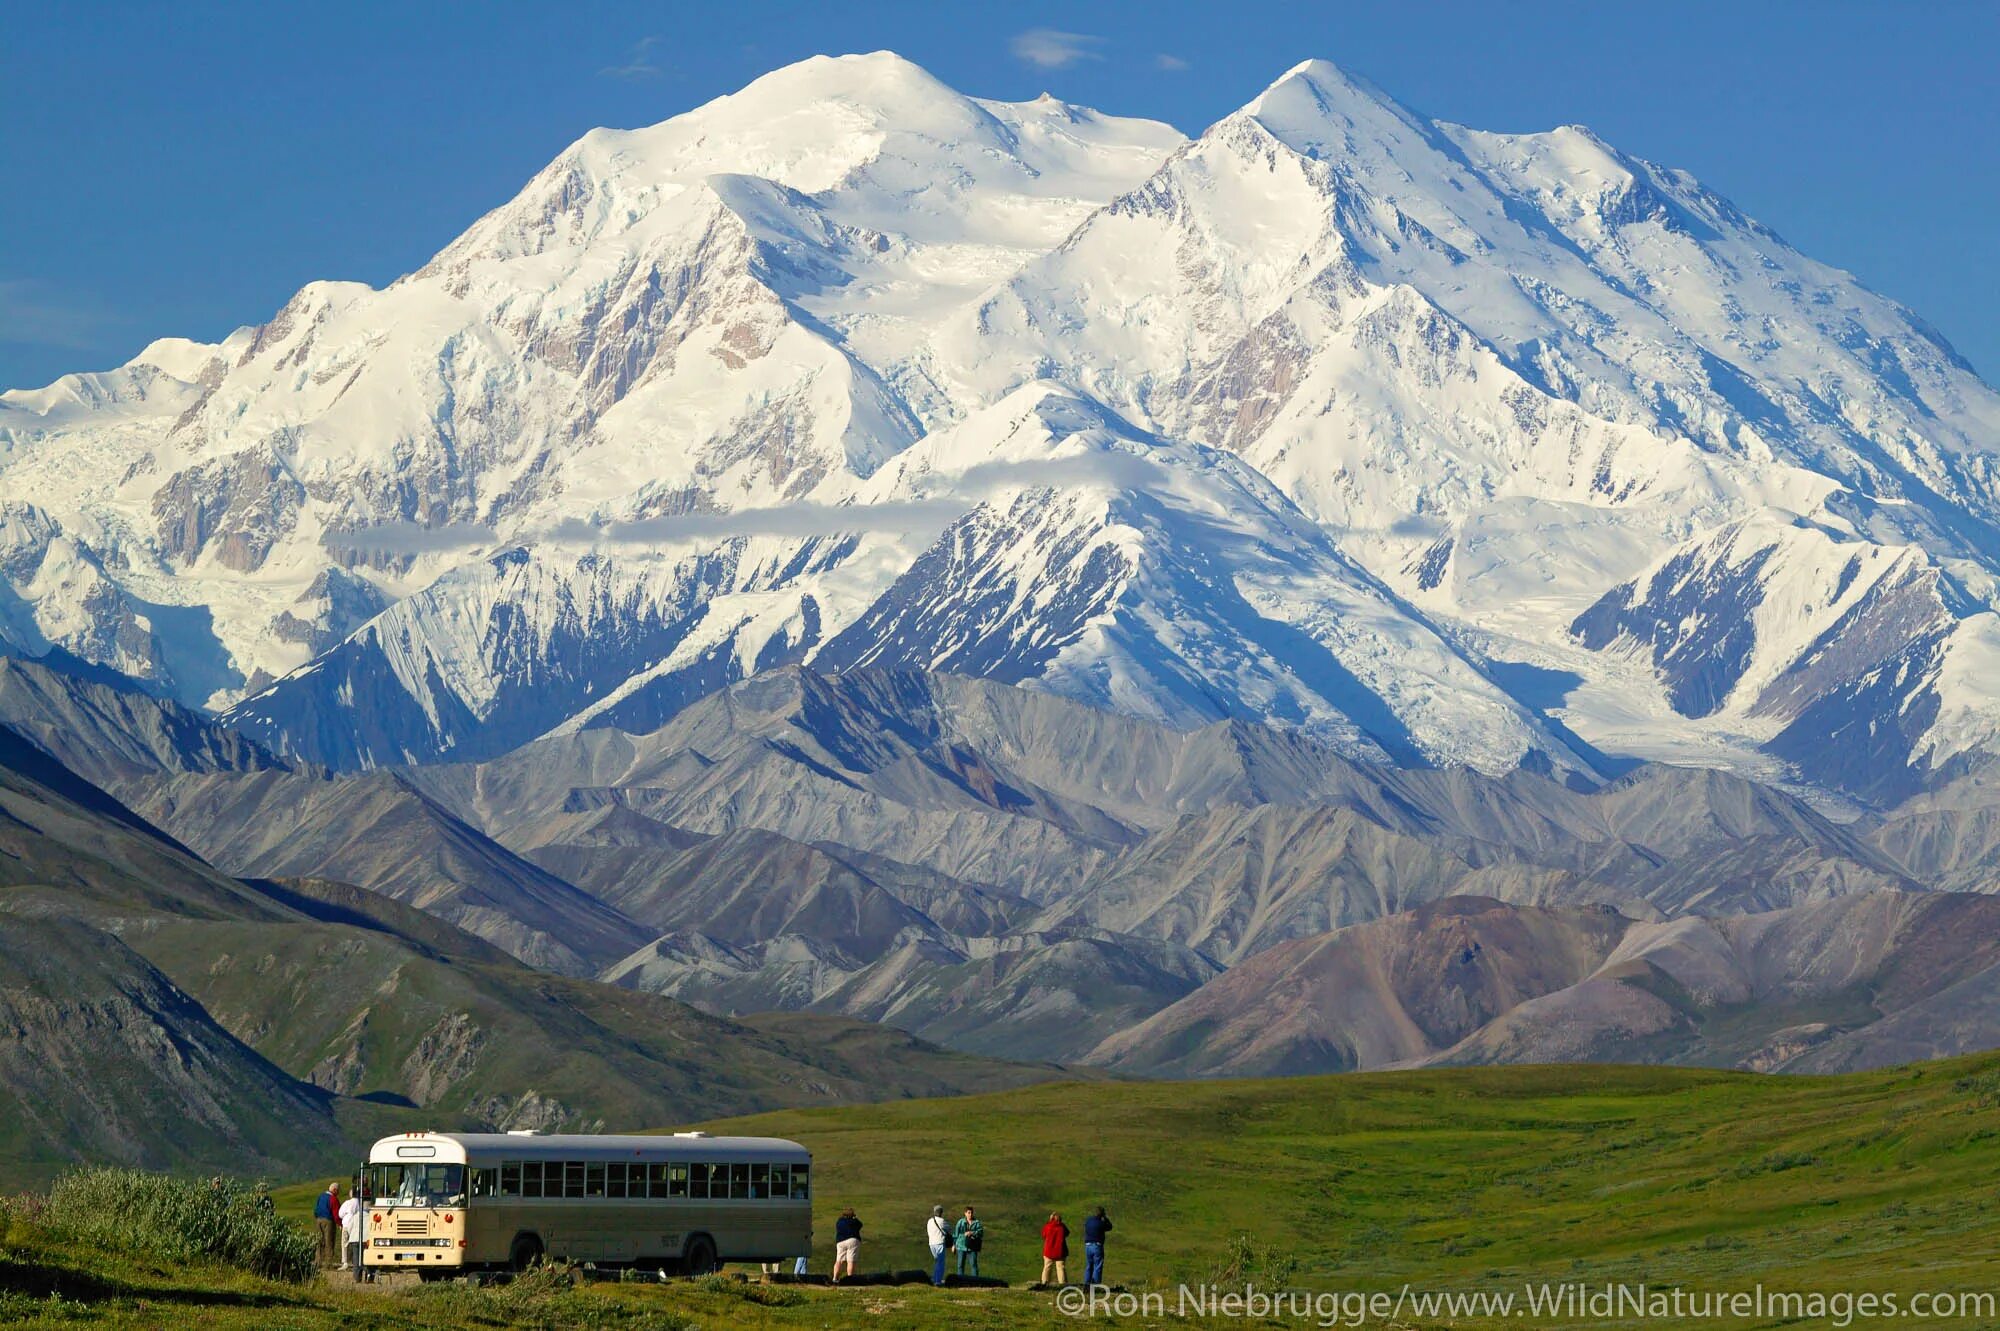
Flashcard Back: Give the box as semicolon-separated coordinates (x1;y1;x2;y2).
407;1261;697;1330
39;1169;313;1282
0;1291;91;1323
690;1272;805;1306
1206;1233;1300;1286
1729;1151;1819;1179
0;1192;46;1247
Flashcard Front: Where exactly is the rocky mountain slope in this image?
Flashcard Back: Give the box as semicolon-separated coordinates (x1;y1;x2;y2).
5;53;1997;799
0;691;1066;1181
14;654;1994;1076
0;916;341;1182
1090;891;2000;1077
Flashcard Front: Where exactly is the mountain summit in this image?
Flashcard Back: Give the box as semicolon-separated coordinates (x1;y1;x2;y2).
4;54;1997;798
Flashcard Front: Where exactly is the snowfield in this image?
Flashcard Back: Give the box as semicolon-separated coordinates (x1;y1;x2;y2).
5;51;1999;800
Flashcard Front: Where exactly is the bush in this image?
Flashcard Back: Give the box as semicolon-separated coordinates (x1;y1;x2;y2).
1730;1151;1819;1179
690;1271;805;1306
407;1261;698;1330
0;1192;45;1247
39;1169;314;1282
0;1291;91;1323
1206;1233;1300;1286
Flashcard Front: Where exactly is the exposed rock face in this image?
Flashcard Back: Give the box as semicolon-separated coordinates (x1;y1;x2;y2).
0;656;651;974
118;768;652;976
1087;898;1631;1076
1092;892;2000;1078
20;636;2000;1085
151;451;308;572
0;655;282;787
269;568;389;656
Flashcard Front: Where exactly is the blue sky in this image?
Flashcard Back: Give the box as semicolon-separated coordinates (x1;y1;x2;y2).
3;0;1995;390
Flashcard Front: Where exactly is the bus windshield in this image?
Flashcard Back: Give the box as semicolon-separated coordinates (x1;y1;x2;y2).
366;1163;466;1208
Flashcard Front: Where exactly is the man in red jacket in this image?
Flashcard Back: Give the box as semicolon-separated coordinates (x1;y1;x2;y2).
1040;1212;1070;1287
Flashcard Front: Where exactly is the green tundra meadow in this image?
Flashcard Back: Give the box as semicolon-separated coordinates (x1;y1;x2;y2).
8;1055;2000;1329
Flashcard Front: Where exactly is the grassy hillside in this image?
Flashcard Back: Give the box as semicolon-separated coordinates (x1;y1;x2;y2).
714;1057;2000;1297
13;1056;2000;1327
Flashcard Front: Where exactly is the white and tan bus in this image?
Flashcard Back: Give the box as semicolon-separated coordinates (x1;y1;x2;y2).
361;1131;810;1276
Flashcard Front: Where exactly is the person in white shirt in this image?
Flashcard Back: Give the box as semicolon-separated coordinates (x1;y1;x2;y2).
337;1192;365;1280
926;1205;950;1286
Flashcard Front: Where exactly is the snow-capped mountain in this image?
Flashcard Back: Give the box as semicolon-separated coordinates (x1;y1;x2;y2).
5;52;1998;797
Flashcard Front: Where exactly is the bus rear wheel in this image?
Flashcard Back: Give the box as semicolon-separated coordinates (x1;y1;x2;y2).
510;1236;544;1273
682;1234;719;1276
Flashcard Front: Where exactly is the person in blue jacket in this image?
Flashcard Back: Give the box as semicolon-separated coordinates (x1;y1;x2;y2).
312;1181;341;1269
953;1206;984;1278
1082;1206;1112;1286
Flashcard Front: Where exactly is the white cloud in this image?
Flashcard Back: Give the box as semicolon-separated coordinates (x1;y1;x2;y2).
324;453;1173;558
321;520;499;557
0;279;119;352
1009;28;1103;70
1155;53;1190;72
600;36;661;81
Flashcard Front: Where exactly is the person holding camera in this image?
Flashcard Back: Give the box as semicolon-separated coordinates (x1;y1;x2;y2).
953;1205;984;1278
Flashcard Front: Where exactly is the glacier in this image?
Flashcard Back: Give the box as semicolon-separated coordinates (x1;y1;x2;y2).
4;51;1999;801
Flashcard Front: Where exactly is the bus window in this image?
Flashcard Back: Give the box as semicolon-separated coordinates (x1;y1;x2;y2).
730;1163;750;1200
364;1163;402;1203
647;1164;670;1198
669;1164;688;1198
749;1163;770;1199
564;1163;586;1199
371;1164;463;1208
606;1163;627;1199
501;1162;521;1197
585;1163;605;1198
523;1162;544;1198
791;1164;810;1200
769;1164;789;1199
471;1168;497;1199
689;1163;711;1198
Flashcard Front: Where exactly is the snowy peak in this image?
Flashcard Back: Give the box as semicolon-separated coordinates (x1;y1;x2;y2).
5;52;1999;803
1238;57;1428;153
429;51;1181;273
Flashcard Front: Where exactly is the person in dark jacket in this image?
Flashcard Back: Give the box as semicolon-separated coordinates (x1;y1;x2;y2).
1082;1207;1112;1286
1040;1212;1070;1286
832;1207;863;1283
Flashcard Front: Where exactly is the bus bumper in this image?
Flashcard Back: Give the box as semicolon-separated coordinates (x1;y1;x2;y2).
366;1245;464;1267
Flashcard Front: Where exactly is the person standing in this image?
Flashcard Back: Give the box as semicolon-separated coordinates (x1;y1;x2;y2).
832;1207;863;1283
312;1181;340;1269
1082;1206;1112;1286
953;1206;983;1278
926;1204;950;1286
338;1189;365;1279
1040;1212;1070;1287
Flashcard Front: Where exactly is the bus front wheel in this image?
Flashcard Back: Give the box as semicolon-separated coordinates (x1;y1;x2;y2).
682;1234;718;1276
510;1235;544;1273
